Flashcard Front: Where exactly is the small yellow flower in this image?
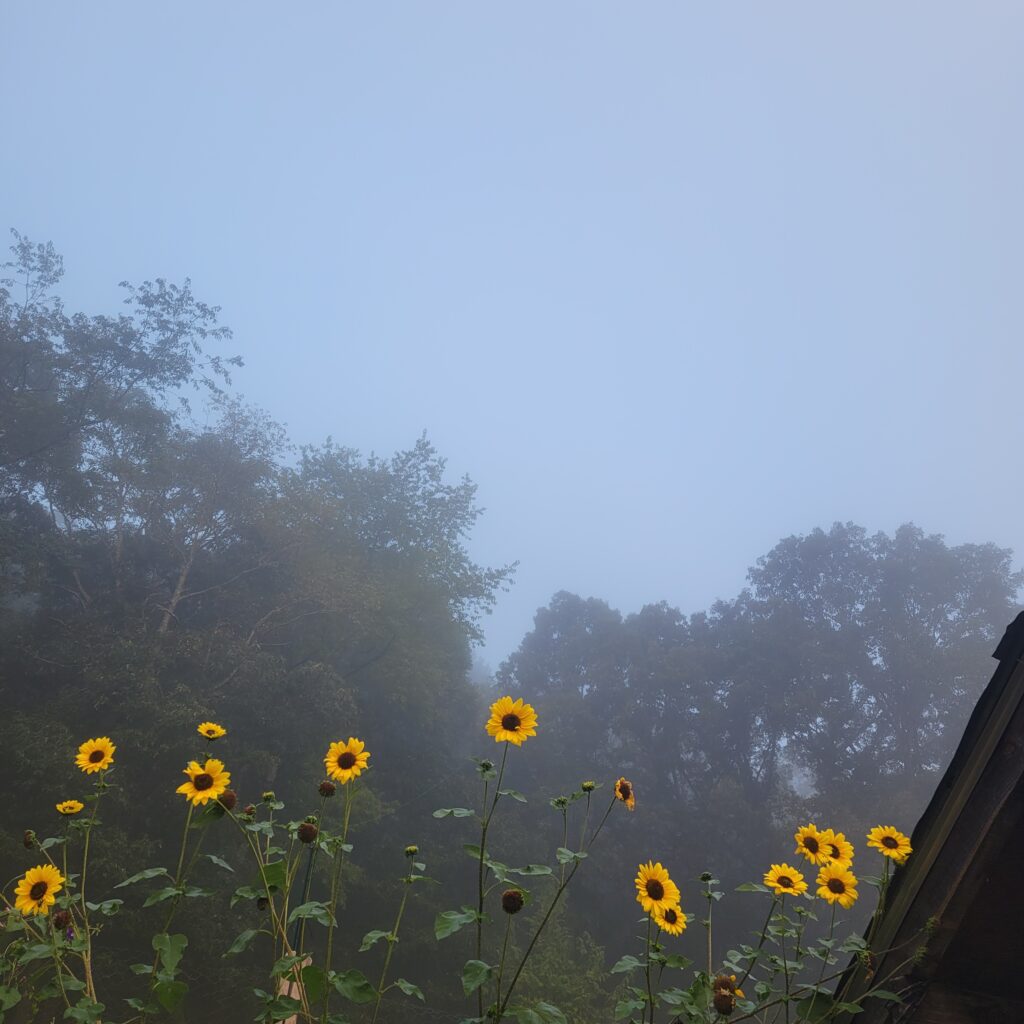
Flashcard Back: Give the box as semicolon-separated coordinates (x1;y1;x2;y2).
75;737;115;774
794;823;831;866
197;721;226;740
635;861;680;914
763;863;808;897
56;800;84;816
615;777;636;811
820;829;855;867
324;738;370;784
652;902;686;936
176;758;231;806
815;863;859;909
14;865;65;916
866;825;912;863
485;696;538;745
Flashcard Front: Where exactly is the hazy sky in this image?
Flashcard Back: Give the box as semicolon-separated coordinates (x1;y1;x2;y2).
4;4;1022;661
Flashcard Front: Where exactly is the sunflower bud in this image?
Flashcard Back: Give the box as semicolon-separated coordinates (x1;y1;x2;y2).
318;780;336;798
52;909;71;931
242;804;256;817
261;790;276;803
22;830;35;849
298;821;319;844
700;871;714;883
479;760;494;773
551;795;569;809
501;889;525;915
219;789;237;812
404;845;419;858
581;780;596;792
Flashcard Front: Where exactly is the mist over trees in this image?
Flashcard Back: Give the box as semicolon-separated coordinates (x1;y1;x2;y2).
1;233;1020;1022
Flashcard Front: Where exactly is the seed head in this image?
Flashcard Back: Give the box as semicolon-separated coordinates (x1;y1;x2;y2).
318;780;336;798
501;889;525;915
298;821;319;844
22;830;35;849
219;789;237;812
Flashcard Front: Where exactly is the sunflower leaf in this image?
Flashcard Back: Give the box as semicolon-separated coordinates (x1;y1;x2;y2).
509;864;553;877
461;960;494;996
203;854;234;872
555;847;587;864
152;933;188;976
611;955;643;974
870;990;904;1003
359;929;391;951
435;906;480;940
433;807;475;818
394;978;425;1001
287;901;334;928
735;883;770;893
224;929;261;956
154;980;188;1013
115;867;171;889
498;789;527;803
84;898;123;917
332;969;377;1004
143;887;182;908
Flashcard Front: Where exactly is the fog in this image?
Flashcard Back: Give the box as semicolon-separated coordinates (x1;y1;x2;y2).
2;5;1022;1023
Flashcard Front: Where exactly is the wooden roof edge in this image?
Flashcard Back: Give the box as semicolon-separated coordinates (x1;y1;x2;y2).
833;611;1024;1022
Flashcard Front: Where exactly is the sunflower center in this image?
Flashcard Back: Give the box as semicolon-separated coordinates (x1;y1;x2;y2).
664;908;678;924
827;878;846;895
619;782;632;799
89;749;105;763
828;845;840;858
804;836;819;854
29;882;48;901
882;836;899;849
193;773;214;791
337;751;357;770
778;876;793;889
501;713;521;731
646;879;665;901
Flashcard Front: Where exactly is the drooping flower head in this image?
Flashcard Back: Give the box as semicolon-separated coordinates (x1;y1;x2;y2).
56;800;84;816
653;902;686;936
176;758;231;806
763;863;808;897
635;861;680;914
866;826;912;863
794;823;831;866
820;829;855;868
197;722;226;740
815;863;859;909
712;975;744;1015
485;697;538;746
75;737;115;775
615;777;636;811
14;865;65;916
501;889;525;915
324;738;370;784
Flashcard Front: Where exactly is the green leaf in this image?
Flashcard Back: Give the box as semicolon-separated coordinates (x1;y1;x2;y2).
129;964;152;975
394;978;424;1001
657;988;686;1006
287;901;334;928
555;847;587;864
231;885;263;907
333;969;376;1004
463;842;483;858
461;960;494;996
204;854;234;872
870;990;904;1003
115;867;171;888
62;997;105;1023
300;965;327;1004
433;807;475;818
143;886;181;908
0;987;20;1012
154;980;188;1013
533;1003;567;1023
84;898;123;916
19;943;56;964
360;929;392;951
40;836;67;850
837;1003;865;1014
796;993;834;1020
663;954;692;969
152;933;188;976
498;789;528;802
614;998;646;1020
508;864;554;877
736;882;770;893
261;860;287;892
611;955;643;974
435;906;479;940
224;929;261;956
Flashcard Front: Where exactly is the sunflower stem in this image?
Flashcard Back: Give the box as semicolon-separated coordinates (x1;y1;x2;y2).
369;879;411;1024
779;895;790;1024
77;774;106;1001
814;903;837;993
735;896;777;993
476;742;509;1020
322;782;356;1023
494;911;513;1015
644;913;655;1024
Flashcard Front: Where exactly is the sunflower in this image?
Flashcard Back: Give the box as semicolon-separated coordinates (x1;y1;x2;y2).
176;758;231;806
866;825;912;863
763;863;808;897
324;738;370;784
14;865;65;916
635;861;681;914
56;800;84;816
75;737;115;775
615;777;636;811
815;863;859;909
820;829;855;867
652;902;687;936
794;823;831;866
485;696;538;746
197;721;226;740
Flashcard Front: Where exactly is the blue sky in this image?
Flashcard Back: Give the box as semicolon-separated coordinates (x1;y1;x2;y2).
3;3;1022;661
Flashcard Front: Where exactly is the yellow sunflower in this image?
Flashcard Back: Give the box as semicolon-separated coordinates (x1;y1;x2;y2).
763;863;808;897
615;777;636;811
197;721;226;740
176;758;231;806
56;800;84;816
14;864;65;916
635;861;681;914
75;737;115;774
485;696;538;746
866;826;912;863
324;737;370;784
815;863;859;909
820;829;854;867
652;902;687;936
794;823;831;866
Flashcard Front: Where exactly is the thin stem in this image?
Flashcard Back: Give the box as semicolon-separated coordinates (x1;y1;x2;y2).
476;743;509;1020
294;793;329;953
369;883;410;1024
644;913;655;1024
735;897;778;992
78;778;106;1000
813;903;838;992
494;913;513;1013
779;896;790;1024
322;783;356;1023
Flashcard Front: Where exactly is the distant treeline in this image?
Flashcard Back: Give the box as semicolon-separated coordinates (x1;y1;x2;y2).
2;233;1019;1023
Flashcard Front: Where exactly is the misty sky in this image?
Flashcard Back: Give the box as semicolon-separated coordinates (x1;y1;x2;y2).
3;4;1022;662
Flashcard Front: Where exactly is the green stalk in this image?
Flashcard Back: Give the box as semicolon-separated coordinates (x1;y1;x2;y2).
476;743;509;1020
321;783;356;1023
735;896;777;992
493;913;513;1015
644;913;655;1024
369;883;411;1024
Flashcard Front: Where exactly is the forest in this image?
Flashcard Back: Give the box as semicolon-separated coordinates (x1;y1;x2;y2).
1;232;1020;1023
